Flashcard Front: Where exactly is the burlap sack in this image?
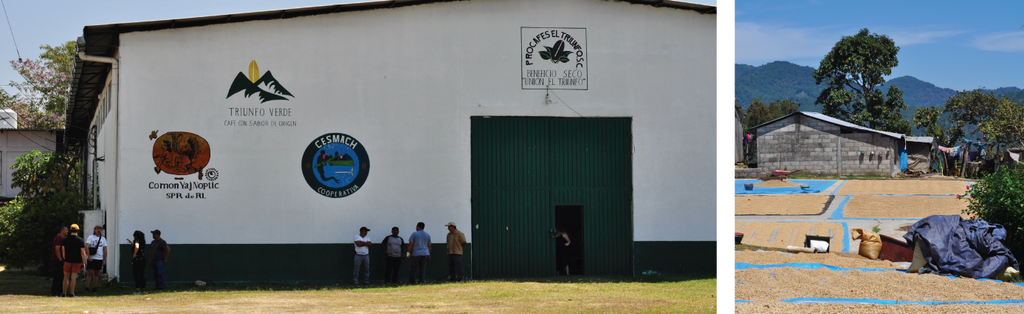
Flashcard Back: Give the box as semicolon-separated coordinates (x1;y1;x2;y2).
851;228;882;260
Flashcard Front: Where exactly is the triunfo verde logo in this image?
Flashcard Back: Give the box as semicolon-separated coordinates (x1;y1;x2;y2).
301;133;370;198
226;60;294;103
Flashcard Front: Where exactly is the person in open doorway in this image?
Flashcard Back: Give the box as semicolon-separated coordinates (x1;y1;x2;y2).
150;229;171;290
61;224;87;297
50;226;68;296
353;226;372;285
381;227;405;284
552;226;571;275
85;225;108;293
407;222;431;284
444;222;467;282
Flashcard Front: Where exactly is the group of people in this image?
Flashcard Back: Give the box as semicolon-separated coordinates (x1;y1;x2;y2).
50;224;107;297
49;224;170;297
352;221;466;285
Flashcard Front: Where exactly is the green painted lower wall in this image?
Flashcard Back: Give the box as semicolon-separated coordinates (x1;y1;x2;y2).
117;241;712;284
633;241;715;276
119;243;471;284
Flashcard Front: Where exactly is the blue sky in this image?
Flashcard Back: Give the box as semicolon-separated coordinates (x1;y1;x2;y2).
737;1;1024;91
0;0;715;95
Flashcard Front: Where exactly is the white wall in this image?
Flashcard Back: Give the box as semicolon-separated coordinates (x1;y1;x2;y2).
0;130;57;198
110;0;715;246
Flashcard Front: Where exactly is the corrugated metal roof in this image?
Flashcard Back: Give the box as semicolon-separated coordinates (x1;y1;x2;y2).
906;136;934;144
749;111;906;139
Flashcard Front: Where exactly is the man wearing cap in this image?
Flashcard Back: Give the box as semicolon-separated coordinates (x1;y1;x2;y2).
61;224;87;297
150;230;170;290
445;222;467;282
50;226;68;296
407;222;431;284
381;227;405;284
353;227;372;285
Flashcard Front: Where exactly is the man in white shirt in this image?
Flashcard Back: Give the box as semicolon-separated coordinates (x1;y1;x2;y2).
84;225;107;293
353;226;371;285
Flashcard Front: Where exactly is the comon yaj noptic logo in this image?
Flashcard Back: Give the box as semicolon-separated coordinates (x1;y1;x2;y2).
227;60;294;103
301;133;370;198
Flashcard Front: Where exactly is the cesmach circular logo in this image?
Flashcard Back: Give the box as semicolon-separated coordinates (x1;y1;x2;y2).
301;133;369;198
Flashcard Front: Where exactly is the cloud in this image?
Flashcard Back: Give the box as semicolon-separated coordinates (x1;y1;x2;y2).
972;32;1024;52
735;23;837;65
887;30;965;46
737;24;969;65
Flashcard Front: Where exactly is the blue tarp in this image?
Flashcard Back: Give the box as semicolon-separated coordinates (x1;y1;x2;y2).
734;179;837;194
735;262;903;272
904;215;1020;279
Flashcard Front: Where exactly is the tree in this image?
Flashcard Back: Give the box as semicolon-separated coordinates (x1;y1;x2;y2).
813;28;910;134
0;150;86;269
2;40;75;129
979;98;1024;148
913;106;962;147
943;88;1002;141
743;98;800;131
9;151;82;200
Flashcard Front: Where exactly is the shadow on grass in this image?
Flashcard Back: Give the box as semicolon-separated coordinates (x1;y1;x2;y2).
1;263;714;296
0;264;133;297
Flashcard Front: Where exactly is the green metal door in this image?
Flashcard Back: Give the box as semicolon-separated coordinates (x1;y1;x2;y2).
471;117;632;278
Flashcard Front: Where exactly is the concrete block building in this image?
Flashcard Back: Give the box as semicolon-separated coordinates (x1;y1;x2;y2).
751;111;930;177
66;0;716;284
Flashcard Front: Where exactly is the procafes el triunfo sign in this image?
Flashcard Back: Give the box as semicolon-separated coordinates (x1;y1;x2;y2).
521;27;587;90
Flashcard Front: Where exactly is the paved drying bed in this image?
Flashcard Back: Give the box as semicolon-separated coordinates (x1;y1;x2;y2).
735;222;846;253
835;179;970;195
736;251;901;269
736;267;1024;307
842;195;970;219
736;195;832;216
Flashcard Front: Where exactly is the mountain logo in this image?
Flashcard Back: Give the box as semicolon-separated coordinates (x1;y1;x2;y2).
301;133;370;198
226;60;294;103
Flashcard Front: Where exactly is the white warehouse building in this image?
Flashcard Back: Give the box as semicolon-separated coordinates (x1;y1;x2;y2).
67;0;716;284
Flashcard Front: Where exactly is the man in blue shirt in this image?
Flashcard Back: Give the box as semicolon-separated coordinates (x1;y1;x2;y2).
406;222;431;284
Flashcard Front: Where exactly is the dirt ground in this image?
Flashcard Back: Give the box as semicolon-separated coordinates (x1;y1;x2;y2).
835;179;970;195
735;251;902;269
736;267;1024;302
735;222;846;253
735;195;832;215
843;195;970;219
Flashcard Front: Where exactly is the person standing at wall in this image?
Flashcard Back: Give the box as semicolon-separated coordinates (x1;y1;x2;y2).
127;230;147;294
61;224;87;297
381;227;405;284
353;226;372;285
150;230;171;290
84;225;108;293
407;222;431;284
50;226;68;296
444;222;467;282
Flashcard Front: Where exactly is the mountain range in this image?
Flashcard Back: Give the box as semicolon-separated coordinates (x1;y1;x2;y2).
736;61;1024;120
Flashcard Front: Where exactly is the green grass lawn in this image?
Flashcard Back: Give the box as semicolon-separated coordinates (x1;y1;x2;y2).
0;264;716;313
